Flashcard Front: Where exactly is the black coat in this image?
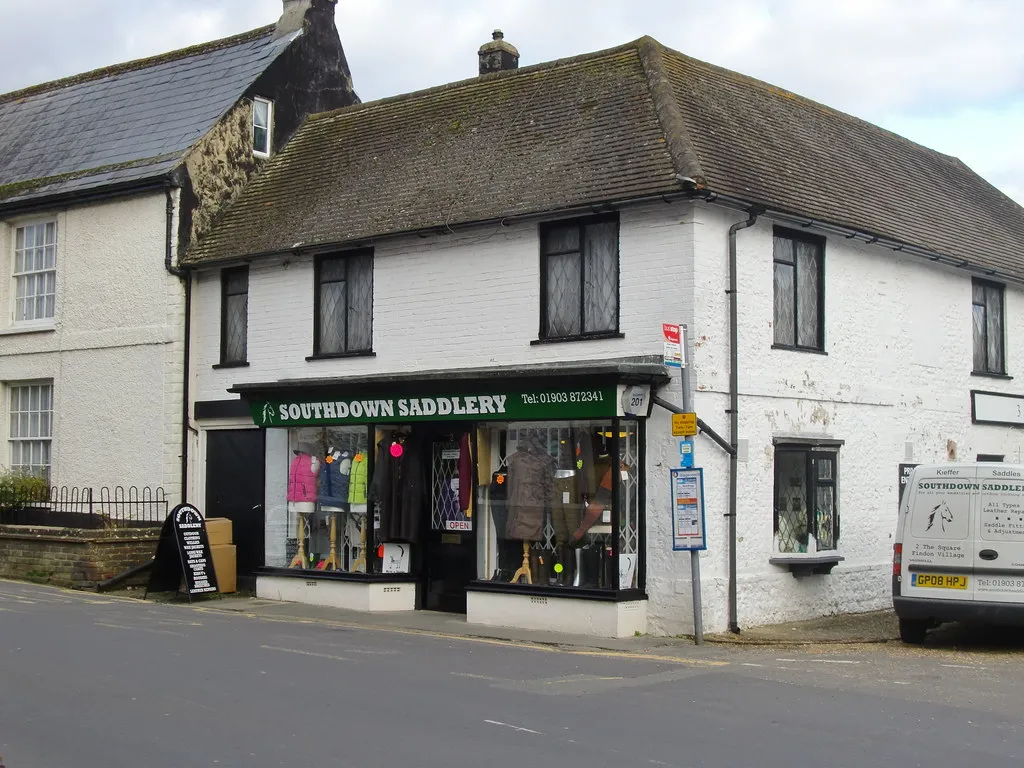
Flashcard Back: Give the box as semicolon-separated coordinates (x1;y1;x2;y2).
368;433;426;543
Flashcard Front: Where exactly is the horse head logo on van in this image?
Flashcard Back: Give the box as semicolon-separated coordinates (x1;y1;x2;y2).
926;501;954;533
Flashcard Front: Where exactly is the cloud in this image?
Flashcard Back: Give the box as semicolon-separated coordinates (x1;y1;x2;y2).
0;0;1020;203
879;103;1024;205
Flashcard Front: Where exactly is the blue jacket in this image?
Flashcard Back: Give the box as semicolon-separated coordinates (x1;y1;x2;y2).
318;452;352;506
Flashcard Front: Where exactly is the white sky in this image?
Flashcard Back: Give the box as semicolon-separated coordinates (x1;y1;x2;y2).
1;0;1021;204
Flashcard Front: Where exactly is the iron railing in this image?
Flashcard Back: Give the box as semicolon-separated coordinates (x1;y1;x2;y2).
0;486;168;529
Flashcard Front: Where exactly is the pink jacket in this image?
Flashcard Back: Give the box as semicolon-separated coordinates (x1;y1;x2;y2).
288;454;318;502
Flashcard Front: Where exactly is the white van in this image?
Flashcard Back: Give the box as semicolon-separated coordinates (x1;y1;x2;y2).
893;463;1024;643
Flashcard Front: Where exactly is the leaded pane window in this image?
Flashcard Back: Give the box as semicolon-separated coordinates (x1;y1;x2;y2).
253;97;273;156
9;382;53;480
972;279;1005;374
541;215;619;339
220;267;248;364
774;446;838;554
773;230;823;350
315;251;373;356
13;221;57;323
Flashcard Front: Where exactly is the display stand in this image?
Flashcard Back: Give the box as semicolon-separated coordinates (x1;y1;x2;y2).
351;510;367;573
323;513;340;571
511;541;532;585
288;511;308;569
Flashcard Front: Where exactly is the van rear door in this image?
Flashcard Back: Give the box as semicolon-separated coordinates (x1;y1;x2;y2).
975;466;1024;603
901;466;976;602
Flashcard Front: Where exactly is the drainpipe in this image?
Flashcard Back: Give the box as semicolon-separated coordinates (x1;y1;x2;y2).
165;186;191;503
727;208;761;633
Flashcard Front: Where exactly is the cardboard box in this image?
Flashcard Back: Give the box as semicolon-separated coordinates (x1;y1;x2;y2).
205;517;233;546
210;544;237;594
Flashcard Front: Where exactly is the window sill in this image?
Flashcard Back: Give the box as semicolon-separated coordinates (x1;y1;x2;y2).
467;580;647;602
212;361;250;370
771;344;827;356
306;350;376;361
531;332;624;346
971;370;1012;380
769;552;844;577
0;323;56;336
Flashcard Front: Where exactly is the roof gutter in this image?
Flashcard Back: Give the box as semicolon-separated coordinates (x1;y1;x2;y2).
182;188;696;269
0;176;170;217
691;186;1024;286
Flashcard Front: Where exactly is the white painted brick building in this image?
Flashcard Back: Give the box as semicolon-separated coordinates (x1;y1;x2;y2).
184;34;1024;635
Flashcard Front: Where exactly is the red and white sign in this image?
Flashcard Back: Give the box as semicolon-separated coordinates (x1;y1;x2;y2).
662;323;683;368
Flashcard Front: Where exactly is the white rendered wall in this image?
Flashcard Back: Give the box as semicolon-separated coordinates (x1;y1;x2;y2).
257;575;417;612
0;192;185;499
467;592;647;638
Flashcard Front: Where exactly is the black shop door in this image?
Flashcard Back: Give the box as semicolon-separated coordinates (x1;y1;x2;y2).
205;429;266;591
422;432;475;613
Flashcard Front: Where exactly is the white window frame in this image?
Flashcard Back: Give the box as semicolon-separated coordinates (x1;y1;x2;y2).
253;97;274;158
12;220;57;325
8;380;54;481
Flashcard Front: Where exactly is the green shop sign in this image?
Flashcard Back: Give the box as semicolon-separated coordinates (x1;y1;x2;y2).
249;385;644;427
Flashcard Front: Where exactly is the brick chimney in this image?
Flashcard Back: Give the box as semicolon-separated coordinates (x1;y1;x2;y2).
478;30;519;75
275;0;337;39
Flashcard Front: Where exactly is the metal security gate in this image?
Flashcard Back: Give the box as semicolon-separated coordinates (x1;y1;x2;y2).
422;434;475;612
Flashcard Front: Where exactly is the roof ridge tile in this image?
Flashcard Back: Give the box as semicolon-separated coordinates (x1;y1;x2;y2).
636;36;704;188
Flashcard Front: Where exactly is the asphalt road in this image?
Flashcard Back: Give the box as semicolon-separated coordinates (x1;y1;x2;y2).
1;581;1022;768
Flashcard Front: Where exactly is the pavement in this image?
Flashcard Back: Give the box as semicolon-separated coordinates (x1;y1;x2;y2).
4;579;1024;768
125;586;902;650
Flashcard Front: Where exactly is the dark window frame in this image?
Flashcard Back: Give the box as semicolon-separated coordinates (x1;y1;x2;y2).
538;213;620;341
772;227;825;352
312;249;374;358
219;266;249;366
773;444;840;553
972;278;1005;375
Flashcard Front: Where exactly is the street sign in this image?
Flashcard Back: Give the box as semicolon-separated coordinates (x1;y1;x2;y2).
678;439;694;468
672;412;697;436
663;323;683;368
670;468;706;551
619;384;651;417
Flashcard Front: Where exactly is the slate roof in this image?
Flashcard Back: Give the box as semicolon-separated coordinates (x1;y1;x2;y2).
185;37;1024;282
0;26;299;206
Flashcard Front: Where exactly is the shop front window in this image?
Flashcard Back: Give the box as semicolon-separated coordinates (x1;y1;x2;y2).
267;426;371;572
476;419;639;591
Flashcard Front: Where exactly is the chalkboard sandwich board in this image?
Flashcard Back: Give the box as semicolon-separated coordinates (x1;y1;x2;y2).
146;503;219;601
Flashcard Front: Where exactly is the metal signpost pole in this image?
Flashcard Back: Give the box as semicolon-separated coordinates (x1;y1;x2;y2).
680;324;704;645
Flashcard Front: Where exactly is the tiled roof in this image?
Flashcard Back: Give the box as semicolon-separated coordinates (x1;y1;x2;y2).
0;26;298;206
185;37;1024;282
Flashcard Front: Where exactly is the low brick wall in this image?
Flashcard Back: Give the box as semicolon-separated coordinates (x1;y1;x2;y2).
0;524;159;589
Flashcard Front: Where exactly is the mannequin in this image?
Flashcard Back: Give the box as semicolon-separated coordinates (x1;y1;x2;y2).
505;428;555;583
317;446;351;571
287;442;320;568
347;450;369;571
